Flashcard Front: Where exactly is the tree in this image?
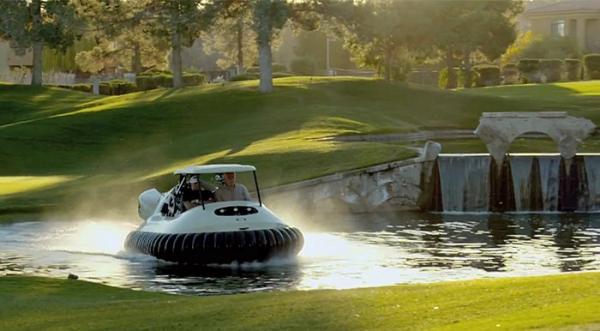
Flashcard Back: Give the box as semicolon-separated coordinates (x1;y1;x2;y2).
73;0;169;75
322;0;427;82
203;1;256;73
293;27;355;71
0;0;83;86
141;0;216;88
252;0;291;93
430;0;522;88
501;32;579;65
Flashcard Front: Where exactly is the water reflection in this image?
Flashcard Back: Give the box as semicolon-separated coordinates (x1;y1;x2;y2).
0;213;599;295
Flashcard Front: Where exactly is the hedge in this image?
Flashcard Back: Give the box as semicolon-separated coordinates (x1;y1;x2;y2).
473;65;500;87
517;59;540;83
565;59;581;81
438;67;460;89
583;54;600;79
229;72;293;82
136;72;205;91
539;59;562;83
246;64;287;74
502;64;519;85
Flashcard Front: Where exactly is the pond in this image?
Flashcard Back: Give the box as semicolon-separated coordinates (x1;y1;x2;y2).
0;212;599;295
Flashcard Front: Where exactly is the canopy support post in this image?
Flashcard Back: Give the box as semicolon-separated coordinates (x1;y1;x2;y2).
253;171;262;207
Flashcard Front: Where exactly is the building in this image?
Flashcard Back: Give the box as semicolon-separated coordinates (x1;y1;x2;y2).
523;0;600;52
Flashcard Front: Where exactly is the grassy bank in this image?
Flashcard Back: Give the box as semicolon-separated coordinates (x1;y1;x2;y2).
1;273;599;330
1;78;599;218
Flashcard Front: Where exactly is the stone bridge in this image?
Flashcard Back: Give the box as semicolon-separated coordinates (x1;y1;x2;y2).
474;112;596;163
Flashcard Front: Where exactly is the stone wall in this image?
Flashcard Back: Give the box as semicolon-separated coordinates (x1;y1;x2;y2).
263;142;441;214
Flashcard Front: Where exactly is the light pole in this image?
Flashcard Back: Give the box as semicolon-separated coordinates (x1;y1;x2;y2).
326;37;332;76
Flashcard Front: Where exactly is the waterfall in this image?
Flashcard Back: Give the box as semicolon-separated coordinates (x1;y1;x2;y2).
437;156;490;212
429;154;600;213
537;156;560;212
584;156;600;211
510;157;533;211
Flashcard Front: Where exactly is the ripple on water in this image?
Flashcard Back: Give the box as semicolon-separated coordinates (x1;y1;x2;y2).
0;213;599;295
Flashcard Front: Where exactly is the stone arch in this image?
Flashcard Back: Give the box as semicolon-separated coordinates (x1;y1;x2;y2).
474;112;596;163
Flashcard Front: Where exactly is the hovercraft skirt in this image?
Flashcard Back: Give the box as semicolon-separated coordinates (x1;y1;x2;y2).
125;227;303;263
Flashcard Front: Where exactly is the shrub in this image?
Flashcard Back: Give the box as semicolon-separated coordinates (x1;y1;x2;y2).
108;79;137;95
273;72;293;79
182;73;205;86
539;59;562;82
138;69;171;76
290;57;316;75
502;32;579;64
229;73;259;81
71;84;92;93
473;65;500;87
229;72;292;82
517;59;540;83
583;54;600;79
438;67;461;89
246;65;288;74
565;59;582;81
502;64;519;84
99;82;112;95
136;73;173;90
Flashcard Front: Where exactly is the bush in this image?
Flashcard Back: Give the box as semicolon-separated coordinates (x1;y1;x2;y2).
135;73;173;90
502;64;519;85
565;59;582;81
246;65;288;74
290;57;316;75
473;65;500;87
229;72;292;82
71;84;92;93
182;73;206;86
105;79;136;95
502;32;579;64
517;59;540;83
138;69;171;76
583;54;600;79
230;73;259;81
539;59;563;83
438;67;461;89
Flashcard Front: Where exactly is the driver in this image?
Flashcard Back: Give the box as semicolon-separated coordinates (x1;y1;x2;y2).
183;176;215;210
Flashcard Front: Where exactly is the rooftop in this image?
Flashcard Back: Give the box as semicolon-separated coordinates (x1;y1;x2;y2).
525;0;600;15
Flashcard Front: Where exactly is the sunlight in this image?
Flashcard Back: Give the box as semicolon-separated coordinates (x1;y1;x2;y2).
138;149;232;180
47;220;135;256
0;176;79;196
298;232;404;289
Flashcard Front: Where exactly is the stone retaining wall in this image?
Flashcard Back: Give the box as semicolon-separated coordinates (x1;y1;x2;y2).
263;142;441;214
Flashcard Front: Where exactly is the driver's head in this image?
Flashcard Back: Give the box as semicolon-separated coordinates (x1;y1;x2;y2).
224;172;236;186
189;176;200;190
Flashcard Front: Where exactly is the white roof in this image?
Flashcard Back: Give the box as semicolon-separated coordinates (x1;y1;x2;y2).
174;164;256;175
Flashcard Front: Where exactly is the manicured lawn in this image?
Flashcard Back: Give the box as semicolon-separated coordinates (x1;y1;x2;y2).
1;273;598;330
1;78;599;218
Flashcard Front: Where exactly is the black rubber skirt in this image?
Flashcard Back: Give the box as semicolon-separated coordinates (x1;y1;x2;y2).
125;227;304;264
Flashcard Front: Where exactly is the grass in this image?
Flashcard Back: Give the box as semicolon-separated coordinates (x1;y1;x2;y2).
1;77;600;218
1;273;599;330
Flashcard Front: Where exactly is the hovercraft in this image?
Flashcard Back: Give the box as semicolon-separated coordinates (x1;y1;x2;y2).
125;164;303;264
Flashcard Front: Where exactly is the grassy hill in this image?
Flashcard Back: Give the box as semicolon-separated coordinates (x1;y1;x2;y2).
1;77;600;218
1;273;599;330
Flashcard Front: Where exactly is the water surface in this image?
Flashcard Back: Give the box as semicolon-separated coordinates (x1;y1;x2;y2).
0;212;599;295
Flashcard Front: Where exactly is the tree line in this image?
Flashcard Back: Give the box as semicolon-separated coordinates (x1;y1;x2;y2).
0;0;522;92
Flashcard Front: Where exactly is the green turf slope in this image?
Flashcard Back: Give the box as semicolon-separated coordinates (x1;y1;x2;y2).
1;78;599;217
